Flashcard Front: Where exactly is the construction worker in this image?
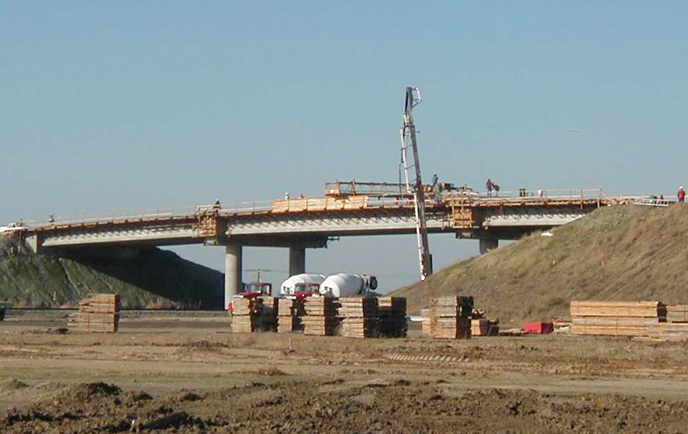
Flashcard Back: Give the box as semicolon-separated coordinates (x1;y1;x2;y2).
678;187;685;203
213;199;221;209
486;179;494;196
431;173;438;188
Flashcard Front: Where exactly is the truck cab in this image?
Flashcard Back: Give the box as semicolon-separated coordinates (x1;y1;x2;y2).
243;281;273;296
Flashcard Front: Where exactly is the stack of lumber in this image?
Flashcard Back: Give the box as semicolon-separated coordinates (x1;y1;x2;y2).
302;297;339;336
339;297;378;338
471;319;499;336
231;298;263;333
68;294;119;333
570;301;666;337
644;322;688;341
276;297;304;333
667;305;688;323
377;297;407;338
552;319;571;334
422;296;473;339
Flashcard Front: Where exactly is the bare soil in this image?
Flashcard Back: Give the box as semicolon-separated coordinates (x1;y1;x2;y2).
3;313;688;433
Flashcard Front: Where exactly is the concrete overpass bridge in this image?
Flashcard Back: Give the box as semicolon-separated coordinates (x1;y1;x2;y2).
13;182;639;307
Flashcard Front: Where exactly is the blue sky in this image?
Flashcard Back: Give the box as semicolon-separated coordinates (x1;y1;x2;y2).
2;2;687;291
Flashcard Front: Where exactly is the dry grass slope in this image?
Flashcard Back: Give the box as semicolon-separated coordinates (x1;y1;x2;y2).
395;204;688;325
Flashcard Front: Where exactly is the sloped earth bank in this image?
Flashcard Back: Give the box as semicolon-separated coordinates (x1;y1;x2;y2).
3;316;688;433
396;204;688;325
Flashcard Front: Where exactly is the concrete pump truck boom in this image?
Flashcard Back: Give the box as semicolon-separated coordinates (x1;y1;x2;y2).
400;87;433;280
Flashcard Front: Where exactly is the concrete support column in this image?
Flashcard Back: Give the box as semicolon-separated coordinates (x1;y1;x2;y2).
225;244;243;310
289;246;306;276
479;238;498;255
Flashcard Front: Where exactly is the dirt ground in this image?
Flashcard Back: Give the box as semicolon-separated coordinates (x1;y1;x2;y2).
3;312;688;433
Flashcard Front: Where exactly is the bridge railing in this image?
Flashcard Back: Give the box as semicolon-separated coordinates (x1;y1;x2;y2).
26;206;203;228
471;187;606;200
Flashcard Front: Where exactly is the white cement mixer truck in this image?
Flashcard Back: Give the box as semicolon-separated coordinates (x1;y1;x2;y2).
318;273;378;298
280;274;327;296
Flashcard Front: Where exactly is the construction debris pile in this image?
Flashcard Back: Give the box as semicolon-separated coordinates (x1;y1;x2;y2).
570;301;666;337
68;294;119;333
301;297;339;336
276;297;304;333
377;297;408;338
231;298;277;333
421;296;474;339
339;297;378;338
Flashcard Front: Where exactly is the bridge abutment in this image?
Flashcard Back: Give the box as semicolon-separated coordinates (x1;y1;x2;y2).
289;247;306;276
225;243;243;310
479;238;498;255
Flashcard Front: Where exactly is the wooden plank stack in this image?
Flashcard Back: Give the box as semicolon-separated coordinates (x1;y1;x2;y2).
68;294;119;333
339;297;378;338
570;301;666;337
276;297;304;333
422;296;473;339
471;319;499;336
301;297;339;336
666;305;688;323
377;297;407;338
231;298;262;333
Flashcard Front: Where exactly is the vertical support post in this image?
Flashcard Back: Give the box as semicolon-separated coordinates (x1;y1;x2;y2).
225;243;243;310
289;246;306;276
479;238;499;255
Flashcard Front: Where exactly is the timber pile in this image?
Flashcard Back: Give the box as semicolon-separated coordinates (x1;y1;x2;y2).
667;305;688;323
570;301;666;337
422;296;473;339
339;297;378;338
68;294;119;333
470;319;499;336
468;308;499;336
301;297;339;336
231;298;262;333
645;322;688;341
276;297;304;333
377;297;407;338
232;297;280;333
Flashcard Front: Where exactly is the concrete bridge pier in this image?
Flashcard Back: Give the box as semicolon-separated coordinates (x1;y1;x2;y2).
289;246;306;276
479;238;498;255
225;243;243;310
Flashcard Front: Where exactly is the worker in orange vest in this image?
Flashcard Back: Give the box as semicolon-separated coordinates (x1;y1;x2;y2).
678;187;685;203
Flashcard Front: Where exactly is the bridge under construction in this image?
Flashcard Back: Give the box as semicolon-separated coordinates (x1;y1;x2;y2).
14;180;639;308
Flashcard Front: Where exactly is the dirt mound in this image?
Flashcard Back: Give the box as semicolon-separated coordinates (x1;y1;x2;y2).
395;204;688;324
60;382;121;400
2;380;688;433
0;379;28;391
